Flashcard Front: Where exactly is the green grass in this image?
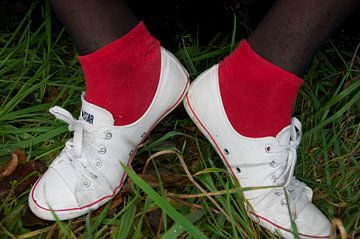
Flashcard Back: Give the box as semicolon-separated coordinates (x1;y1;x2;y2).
1;2;359;239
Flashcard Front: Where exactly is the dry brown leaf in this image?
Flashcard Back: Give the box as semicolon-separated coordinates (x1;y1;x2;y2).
331;218;347;239
1;152;19;177
13;149;26;162
0;149;26;177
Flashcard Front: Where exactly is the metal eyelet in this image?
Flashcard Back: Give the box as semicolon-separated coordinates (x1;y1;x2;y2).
265;145;272;153
235;166;241;173
141;132;147;138
98;146;107;154
81;179;91;188
271;174;277;182
273;189;282;196
224;148;230;155
269;160;277;168
105;132;112;140
95;159;103;168
281;199;288;206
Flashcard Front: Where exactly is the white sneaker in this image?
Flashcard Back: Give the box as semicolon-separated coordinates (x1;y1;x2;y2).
183;64;331;239
29;47;189;220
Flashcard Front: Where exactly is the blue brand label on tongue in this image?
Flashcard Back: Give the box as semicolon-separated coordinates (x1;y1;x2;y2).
81;111;94;124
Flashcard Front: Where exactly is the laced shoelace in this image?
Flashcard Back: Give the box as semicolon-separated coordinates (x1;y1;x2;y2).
231;118;306;217
271;118;306;218
270;117;302;188
232;118;302;187
50;106;107;181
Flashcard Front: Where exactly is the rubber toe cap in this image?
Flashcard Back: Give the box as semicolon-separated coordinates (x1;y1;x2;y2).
29;168;79;220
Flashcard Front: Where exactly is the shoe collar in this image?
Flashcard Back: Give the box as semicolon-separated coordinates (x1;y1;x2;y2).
80;93;114;127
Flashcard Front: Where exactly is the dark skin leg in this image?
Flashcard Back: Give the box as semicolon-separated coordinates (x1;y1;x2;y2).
50;0;359;74
49;0;139;55
248;0;360;76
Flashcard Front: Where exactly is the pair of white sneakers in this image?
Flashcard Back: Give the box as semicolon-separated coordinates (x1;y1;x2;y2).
29;47;331;238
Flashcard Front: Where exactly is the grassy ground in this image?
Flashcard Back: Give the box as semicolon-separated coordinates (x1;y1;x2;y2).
0;2;359;239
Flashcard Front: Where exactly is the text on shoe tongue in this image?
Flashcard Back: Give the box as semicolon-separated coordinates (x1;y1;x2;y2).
82;111;94;124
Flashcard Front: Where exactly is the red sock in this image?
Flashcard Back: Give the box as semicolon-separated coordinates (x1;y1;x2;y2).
79;21;160;125
219;40;303;138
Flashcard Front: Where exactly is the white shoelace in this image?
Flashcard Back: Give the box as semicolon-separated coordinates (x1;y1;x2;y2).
272;118;306;218
50;106;105;180
231;117;306;216
272;117;302;188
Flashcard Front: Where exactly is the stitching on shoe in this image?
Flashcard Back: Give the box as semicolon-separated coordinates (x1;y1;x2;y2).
248;210;329;238
185;94;236;177
185;94;330;239
31;80;190;213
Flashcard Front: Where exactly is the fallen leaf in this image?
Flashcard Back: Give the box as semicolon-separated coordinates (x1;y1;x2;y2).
1;152;19;177
0;149;26;177
13;149;26;162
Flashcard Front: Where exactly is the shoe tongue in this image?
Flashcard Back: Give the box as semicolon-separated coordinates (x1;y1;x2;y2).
276;124;291;146
79;94;114;127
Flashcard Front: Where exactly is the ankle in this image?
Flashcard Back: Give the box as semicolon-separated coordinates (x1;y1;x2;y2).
79;22;161;125
219;40;303;137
